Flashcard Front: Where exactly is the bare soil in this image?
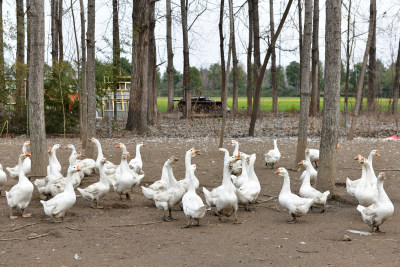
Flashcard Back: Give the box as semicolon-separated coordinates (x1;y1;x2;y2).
1;115;400;266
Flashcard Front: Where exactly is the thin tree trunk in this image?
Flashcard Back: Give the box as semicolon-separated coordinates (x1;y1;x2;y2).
252;0;260;113
295;0;313;166
246;0;253;116
298;0;302;94
391;38;400;115
147;1;156;125
367;0;376;113
219;0;233;148
71;0;81;136
51;0;58;64
26;0;31;102
79;0;87;147
126;0;150;133
0;0;3;97
219;0;226;108
29;0;47;176
309;0;319;116
58;0;63;62
344;0;352;110
16;0;25;115
166;0;174;113
113;0;120;120
180;0;190;118
270;0;278;113
317;0;341;195
86;0;96;158
249;0;293;136
231;6;238;114
347;0;376;140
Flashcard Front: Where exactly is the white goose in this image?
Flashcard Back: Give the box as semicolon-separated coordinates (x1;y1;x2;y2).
298;161;330;212
41;165;81;222
276;168;314;223
89;137;118;175
6;151;34;219
77;158;111;208
6;141;31;178
68;144;96;176
299;159;318;186
111;153;135;200
354;157;378;207
178;148;200;191
229;140;242;176
141;156;179;200
182;164;207;228
231;152;250;189
46;144;62;175
357;172;394;233
307;144;342;168
129;143;145;174
0;163;7;196
264;139;281;169
236;153;261;211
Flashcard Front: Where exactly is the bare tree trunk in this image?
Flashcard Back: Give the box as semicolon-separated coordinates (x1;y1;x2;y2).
295;0;312;166
71;0;81;137
0;0;5;95
58;0;63;62
126;0;150;133
51;0;58;64
249;0;293;136
219;0;233;148
252;0;260;113
309;0;319;116
344;0;352;110
367;0;376;113
147;1;157;125
29;0;47;176
231;8;238;114
298;0;302;91
16;0;25;115
112;0;120;121
347;0;375;140
86;0;96;158
316;0;341;195
219;0;226;108
79;0;87;147
270;0;278;114
166;0;174;113
26;0;31;102
246;0;253;116
180;0;191;118
392;38;400;115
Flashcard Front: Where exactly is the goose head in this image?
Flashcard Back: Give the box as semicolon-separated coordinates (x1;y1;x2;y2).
354;154;361;161
67;144;76;150
68;164;82;174
370;150;380;157
188;147;201;157
229;140;238;146
337;144;342;149
298;160;310;168
167;156;179;165
275;167;288;177
377;172;385;181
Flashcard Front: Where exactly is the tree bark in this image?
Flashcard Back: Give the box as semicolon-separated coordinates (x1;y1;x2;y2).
51;0;58;64
246;0;253;116
231;4;238;114
219;0;233;148
295;0;312;166
298;0;302;93
79;0;87;148
391;38;400;115
112;0;120;121
29;0;47;176
367;0;376;113
126;0;150;133
252;0;260;113
270;0;278;114
71;0;81;139
309;0;319;116
316;0;341;195
344;0;352;111
58;0;63;62
147;1;157;125
347;0;375;140
249;0;293;136
166;0;174;113
86;0;96;158
0;0;5;95
16;0;25;115
26;0;31;102
219;0;226;109
180;0;190;118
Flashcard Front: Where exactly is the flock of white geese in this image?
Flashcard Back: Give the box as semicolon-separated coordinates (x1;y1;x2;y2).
0;138;394;232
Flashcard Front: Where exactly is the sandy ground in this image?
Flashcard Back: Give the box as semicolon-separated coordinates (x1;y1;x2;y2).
1;134;400;266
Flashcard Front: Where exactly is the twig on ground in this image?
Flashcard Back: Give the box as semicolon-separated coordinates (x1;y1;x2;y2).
66;227;82;231
27;233;50;240
0;238;20;241
10;223;39;232
110;221;163;227
296;249;319;253
256;197;276;204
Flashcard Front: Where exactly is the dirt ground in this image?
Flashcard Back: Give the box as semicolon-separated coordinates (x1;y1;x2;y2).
1;124;400;265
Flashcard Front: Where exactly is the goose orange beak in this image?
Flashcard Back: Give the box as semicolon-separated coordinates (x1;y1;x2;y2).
28;141;31;145
381;173;386;179
127;152;131;157
229;140;233;145
77;166;82;172
194;149;201;155
80;153;86;158
360;157;365;164
354;155;360;160
275;169;280;174
116;143;121;148
25;151;31;157
337;144;342;149
375;151;380;157
173;158;179;162
298;161;303;165
234;152;241;160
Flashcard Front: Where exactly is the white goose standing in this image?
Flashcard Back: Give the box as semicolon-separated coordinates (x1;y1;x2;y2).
236;153;261;211
129;143;145;174
264;139;281;169
6;141;31;178
89;137;118;175
178;148;200;191
354;157;378;207
6;151;34;219
229;140;242;176
0;163;7;196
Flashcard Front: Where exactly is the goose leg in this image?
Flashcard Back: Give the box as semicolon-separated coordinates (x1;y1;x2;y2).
21;209;31;218
194;219;200;226
233;212;239;224
94;199;104;209
287;214;297;224
168;209;177;221
163;210;172;222
9;208;17;219
181;217;192;228
126;193;131;200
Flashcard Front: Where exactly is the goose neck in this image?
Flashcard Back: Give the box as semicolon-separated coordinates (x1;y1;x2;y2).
281;174;291;193
222;161;233;185
94;140;103;162
136;145;142;160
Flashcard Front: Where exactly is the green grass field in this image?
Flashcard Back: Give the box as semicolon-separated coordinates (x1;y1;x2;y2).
157;97;398;113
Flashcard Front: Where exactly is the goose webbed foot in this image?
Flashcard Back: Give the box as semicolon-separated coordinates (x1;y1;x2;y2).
125;193;131;200
181;218;192;229
233;212;240;224
287;215;297;224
